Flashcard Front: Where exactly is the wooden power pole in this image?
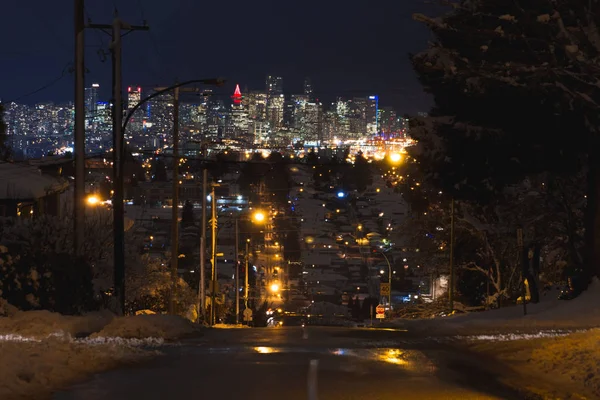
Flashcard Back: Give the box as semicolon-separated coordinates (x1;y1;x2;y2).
88;12;148;315
74;0;85;256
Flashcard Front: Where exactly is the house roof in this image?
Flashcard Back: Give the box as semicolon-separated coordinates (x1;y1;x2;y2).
0;162;69;200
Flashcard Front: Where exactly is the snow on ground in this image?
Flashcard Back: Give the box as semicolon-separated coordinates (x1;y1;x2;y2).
0;311;204;399
468;328;600;399
0;310;115;339
212;323;251;329
91;314;203;340
0;337;155;400
390;278;600;335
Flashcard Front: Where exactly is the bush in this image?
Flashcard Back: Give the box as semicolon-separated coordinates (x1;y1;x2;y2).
0;246;98;314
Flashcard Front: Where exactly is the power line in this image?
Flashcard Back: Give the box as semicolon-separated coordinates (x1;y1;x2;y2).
3;63;73;104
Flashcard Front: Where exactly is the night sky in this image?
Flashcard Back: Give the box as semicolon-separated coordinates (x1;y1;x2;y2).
1;0;443;114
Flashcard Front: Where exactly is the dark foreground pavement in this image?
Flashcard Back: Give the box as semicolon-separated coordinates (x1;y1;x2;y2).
55;326;532;400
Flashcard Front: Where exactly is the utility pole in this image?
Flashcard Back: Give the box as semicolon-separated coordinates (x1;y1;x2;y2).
74;0;85;257
170;85;180;315
449;198;455;313
153;84;203;315
210;186;218;325
235;217;240;325
198;168;208;322
245;240;250;309
88;13;148;316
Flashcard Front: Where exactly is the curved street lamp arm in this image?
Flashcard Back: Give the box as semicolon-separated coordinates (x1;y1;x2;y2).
122;78;225;134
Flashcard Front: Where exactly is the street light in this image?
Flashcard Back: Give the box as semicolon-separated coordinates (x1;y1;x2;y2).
86;195;100;205
252;211;266;223
389;153;402;163
379;251;393;313
270;283;280;293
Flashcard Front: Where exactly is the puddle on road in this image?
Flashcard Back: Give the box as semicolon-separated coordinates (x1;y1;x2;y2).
329;347;436;373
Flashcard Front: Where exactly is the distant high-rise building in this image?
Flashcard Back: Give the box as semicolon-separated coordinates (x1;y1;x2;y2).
366;95;379;135
303;78;313;99
127;86;144;139
84;83;99;129
267;94;285;130
85;83;99;114
265;75;283;97
334;97;351;139
378;107;397;136
127;86;142;110
291;94;309;130
303;101;323;142
349;97;367;137
247;91;268;121
231;84;243;105
229;84;249;137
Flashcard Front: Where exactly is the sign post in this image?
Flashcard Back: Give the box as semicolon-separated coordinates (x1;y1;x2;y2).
380;283;390;297
243;308;253;325
375;304;385;319
517;227;527;316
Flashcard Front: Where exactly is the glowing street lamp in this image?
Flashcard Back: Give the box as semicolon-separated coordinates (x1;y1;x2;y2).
270;283;280;293
252;211;266;223
86;195;100;206
389;153;402;163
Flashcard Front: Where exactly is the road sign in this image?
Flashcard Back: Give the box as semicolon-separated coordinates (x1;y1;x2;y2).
380;283;390;297
243;308;253;322
376;304;385;315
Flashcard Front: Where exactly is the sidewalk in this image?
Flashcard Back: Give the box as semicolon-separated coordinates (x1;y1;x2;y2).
386;279;600;336
384;279;600;399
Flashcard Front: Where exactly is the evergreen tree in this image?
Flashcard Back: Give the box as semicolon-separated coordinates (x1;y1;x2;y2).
411;0;600;278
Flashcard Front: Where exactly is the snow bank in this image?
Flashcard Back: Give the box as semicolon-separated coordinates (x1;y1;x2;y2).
212;323;251;329
91;314;203;340
470;329;600;398
0;337;154;400
0;310;114;339
0;311;202;398
391;279;600;335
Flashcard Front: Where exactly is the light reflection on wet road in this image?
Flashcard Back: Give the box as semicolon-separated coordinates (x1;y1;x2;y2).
55;327;527;400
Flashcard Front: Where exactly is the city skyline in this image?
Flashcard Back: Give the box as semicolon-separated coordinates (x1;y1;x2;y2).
6;76;403;113
1;0;444;115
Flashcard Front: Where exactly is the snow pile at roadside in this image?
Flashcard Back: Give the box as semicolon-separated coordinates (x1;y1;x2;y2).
391;278;600;335
91;314;203;340
0;311;203;399
0;336;154;400
529;329;600;396
457;330;580;341
212;323;251;329
469;328;600;398
0;310;114;339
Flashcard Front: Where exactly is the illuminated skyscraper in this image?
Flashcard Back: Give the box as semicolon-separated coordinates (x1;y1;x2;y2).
84;83;99;129
127;86;144;139
231;84;243;105
266;95;284;130
247;91;268;121
303;77;313;100
85;83;99;114
229;84;249;137
127;86;142;110
366;95;379;135
265;75;283;97
349;97;367;137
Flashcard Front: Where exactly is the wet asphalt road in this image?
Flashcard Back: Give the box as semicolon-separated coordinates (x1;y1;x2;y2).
55;326;528;400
